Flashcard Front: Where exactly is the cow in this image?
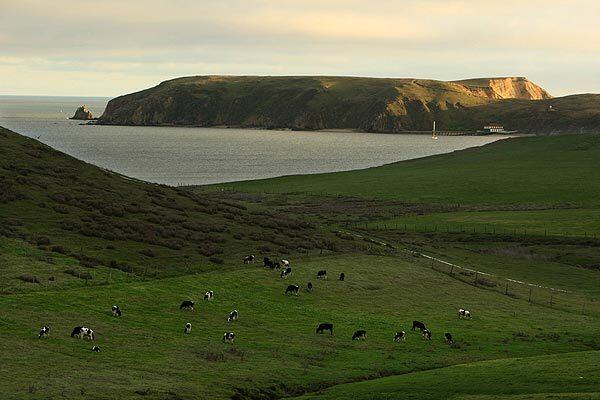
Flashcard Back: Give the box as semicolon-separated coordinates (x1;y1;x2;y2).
222;332;235;343
444;332;453;344
71;326;95;340
339;272;345;281
273;261;281;270
394;331;406;342
263;257;274;269
38;326;50;339
280;267;292;279
281;259;290;268
204;291;214;301
317;270;327;279
228;309;239;322
412;320;427;331
184;322;192;334
285;284;300;295
458;309;471;319
422;329;432;340
243;255;255;264
91;345;100;352
307;282;313;292
316;323;334;335
180;300;195;311
112;305;122;317
352;330;367;340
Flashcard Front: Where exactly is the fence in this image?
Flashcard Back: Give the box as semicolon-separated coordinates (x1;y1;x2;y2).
348;221;600;240
398;247;600;317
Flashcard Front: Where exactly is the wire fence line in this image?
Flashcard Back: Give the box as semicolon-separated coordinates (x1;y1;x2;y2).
340;229;599;318
347;221;600;240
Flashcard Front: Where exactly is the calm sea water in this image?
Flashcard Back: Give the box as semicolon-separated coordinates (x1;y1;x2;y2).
0;96;506;186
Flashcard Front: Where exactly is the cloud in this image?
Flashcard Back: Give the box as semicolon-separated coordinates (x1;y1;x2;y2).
0;0;598;96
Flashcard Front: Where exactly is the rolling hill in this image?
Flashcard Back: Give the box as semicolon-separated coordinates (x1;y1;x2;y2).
95;75;599;134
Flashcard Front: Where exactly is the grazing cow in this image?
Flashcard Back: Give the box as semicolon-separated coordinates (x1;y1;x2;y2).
184;322;192;334
180;300;195;311
263;257;274;269
422;329;432;340
91;345;100;352
316;323;334;335
112;305;122;317
317;270;327;279
243;255;255;264
307;282;313;292
228;309;239;322
339;272;345;281
285;284;300;295
281;259;290;268
38;326;50;339
352;330;367;340
458;309;471;319
204;291;214;301
222;332;235;343
280;267;292;279
444;332;453;344
71;326;95;340
394;331;406;342
412;320;427;331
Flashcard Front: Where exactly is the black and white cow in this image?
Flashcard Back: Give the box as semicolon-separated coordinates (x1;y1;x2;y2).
280;267;292;279
444;332;453;344
307;282;313;292
228;309;239;322
316;323;334;335
394;331;406;342
352;330;367;340
184;322;192;334
222;332;235;343
339;272;345;281
263;257;274;269
285;284;300;295
281;259;290;268
458;309;471;319
180;300;195;311
412;320;427;331
204;291;214;301
38;326;50;339
91;345;100;352
317;270;327;279
422;329;432;340
112;305;122;317
71;326;95;340
243;255;255;264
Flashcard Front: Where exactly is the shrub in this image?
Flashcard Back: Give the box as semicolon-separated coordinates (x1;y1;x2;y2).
209;257;224;265
64;269;93;280
51;245;69;255
139;248;156;258
18;274;40;283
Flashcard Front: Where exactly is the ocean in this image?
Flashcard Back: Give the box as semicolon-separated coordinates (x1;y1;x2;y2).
0;95;506;186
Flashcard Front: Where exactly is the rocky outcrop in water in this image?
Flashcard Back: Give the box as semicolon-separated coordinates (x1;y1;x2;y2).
70;105;94;120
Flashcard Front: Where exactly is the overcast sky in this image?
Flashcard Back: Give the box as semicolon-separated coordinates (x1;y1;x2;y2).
1;0;599;97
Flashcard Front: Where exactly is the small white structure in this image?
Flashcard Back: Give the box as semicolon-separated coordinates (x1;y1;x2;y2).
483;124;504;133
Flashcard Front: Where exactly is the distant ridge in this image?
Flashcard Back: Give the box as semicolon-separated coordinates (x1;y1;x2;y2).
98;76;599;133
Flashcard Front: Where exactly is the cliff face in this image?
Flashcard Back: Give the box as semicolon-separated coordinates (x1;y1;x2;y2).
98;75;598;133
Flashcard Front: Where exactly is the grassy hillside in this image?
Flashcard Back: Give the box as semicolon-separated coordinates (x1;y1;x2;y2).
295;351;600;400
0;126;342;289
213;134;600;206
1;251;598;399
96;75;587;133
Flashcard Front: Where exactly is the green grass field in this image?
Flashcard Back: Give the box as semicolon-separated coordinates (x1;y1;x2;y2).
2;127;600;399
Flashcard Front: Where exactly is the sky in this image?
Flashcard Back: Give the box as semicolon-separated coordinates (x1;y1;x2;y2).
1;0;599;97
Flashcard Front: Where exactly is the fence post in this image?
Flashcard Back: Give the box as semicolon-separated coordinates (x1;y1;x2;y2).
528;287;532;303
505;282;509;295
450;265;454;275
474;272;478;285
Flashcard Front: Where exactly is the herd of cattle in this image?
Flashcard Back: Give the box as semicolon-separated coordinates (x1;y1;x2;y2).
35;255;472;352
